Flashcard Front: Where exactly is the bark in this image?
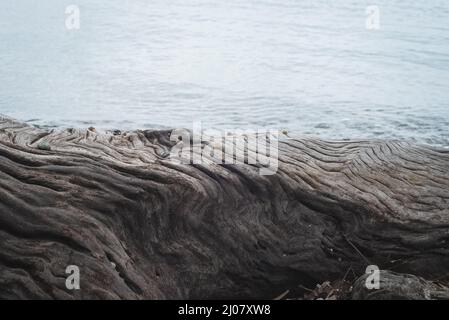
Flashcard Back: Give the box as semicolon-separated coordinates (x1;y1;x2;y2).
0;115;448;299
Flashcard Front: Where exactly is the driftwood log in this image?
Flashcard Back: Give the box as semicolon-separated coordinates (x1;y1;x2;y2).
0;115;448;299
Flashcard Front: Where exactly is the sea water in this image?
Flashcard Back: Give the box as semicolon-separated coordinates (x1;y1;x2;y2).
1;0;448;146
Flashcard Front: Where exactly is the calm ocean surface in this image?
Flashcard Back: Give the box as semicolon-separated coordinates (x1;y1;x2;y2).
1;0;448;146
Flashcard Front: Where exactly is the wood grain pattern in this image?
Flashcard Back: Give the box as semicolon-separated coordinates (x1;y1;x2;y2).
0;115;448;299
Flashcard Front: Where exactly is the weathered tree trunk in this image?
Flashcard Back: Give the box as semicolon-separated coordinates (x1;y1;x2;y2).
0;115;448;299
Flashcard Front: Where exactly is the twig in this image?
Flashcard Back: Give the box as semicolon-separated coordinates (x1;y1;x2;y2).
325;289;335;300
273;290;290;300
342;265;352;282
298;284;314;292
343;234;371;265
